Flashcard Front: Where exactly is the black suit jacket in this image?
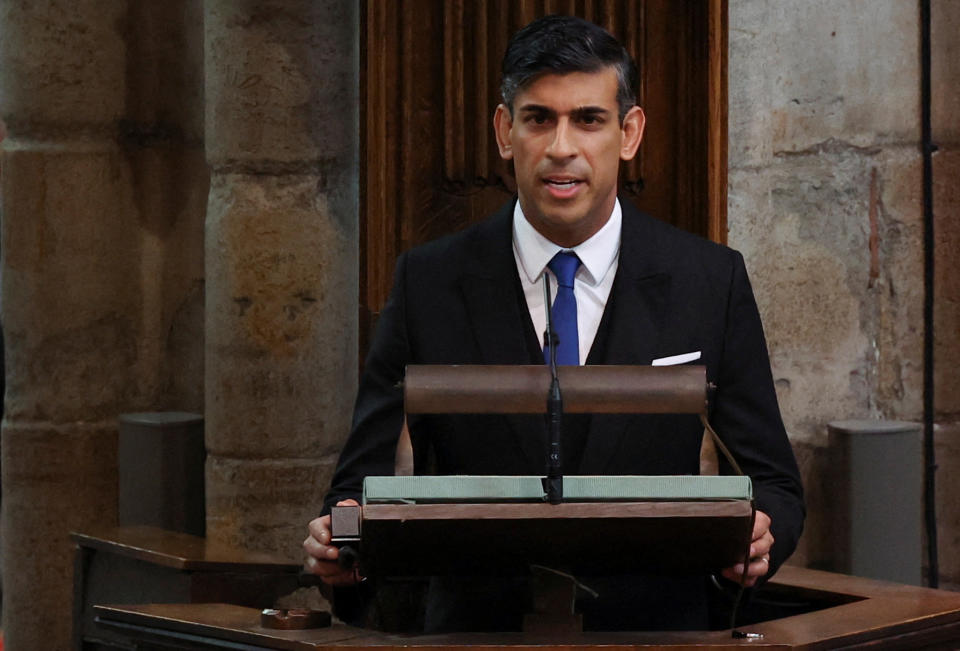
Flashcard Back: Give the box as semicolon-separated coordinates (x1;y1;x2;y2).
325;199;804;631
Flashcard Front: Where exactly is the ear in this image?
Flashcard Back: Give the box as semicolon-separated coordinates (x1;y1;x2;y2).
619;105;646;161
493;104;514;160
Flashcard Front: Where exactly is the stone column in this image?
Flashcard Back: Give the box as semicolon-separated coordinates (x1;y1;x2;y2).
0;2;133;648
204;0;359;559
1;1;207;645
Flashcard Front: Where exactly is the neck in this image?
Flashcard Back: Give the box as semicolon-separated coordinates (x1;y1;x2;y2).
520;197;617;248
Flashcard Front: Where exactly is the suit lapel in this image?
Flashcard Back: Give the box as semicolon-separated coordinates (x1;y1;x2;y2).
458;202;548;470
580;202;673;474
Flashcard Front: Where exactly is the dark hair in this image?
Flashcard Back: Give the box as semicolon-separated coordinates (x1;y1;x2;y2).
500;15;638;123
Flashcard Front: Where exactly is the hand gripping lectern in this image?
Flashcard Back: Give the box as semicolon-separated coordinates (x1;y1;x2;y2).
330;365;755;631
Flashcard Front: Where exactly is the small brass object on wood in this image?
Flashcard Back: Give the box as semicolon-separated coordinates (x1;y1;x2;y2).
259;608;331;630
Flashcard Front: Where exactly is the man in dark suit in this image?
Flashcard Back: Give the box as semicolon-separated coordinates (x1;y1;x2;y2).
305;15;804;632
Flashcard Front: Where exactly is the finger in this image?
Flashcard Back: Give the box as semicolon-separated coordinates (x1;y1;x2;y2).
303;534;340;561
752;510;772;540
750;530;774;559
303;551;364;585
303;554;337;576
307;515;332;541
303;556;358;585
303;499;363;583
741;554;771;586
720;566;741;584
721;554;771;587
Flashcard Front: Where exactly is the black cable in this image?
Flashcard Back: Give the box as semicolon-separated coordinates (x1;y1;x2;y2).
729;505;759;638
920;0;939;589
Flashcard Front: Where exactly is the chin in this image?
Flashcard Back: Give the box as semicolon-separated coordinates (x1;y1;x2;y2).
546;205;591;226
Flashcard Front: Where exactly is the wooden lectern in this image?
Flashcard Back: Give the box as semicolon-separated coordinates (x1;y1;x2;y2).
330;365;755;631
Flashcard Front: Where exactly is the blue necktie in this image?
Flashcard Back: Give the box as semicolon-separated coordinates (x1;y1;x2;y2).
544;251;581;366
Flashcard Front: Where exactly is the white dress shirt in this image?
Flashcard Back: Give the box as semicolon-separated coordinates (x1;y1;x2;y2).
512;200;621;364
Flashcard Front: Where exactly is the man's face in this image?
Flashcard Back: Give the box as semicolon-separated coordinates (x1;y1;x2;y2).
494;68;644;247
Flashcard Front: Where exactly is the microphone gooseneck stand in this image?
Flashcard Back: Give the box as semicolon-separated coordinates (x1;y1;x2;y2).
543;272;563;504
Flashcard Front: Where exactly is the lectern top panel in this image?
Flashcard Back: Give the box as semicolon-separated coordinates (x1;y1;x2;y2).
362;475;753;504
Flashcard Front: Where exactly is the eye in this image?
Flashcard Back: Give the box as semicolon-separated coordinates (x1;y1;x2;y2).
578;113;605;127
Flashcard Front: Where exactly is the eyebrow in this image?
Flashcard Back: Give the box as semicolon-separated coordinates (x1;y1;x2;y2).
518;103;554;115
518;104;611;118
572;106;610;119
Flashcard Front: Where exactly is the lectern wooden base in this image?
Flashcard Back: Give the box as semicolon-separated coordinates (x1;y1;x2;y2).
341;500;754;576
92;566;960;650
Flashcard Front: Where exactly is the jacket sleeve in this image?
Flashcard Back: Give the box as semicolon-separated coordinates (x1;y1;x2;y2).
322;253;411;514
710;250;805;578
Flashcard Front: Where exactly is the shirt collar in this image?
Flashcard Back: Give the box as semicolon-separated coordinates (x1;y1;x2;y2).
512;198;622;287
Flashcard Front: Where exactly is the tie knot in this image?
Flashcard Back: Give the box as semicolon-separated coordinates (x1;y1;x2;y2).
548;251;581;288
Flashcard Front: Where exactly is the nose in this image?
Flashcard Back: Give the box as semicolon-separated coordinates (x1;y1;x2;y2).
545;118;577;160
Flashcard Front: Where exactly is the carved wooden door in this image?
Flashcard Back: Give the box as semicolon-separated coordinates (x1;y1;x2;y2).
361;0;727;358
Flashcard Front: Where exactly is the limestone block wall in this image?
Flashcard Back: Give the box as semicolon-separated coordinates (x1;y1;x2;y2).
203;0;358;559
0;1;358;647
0;1;207;648
729;0;960;582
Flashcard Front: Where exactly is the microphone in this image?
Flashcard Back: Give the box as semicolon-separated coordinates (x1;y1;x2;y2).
542;272;563;504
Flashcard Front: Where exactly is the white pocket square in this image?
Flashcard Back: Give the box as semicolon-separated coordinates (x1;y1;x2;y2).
651;351;701;366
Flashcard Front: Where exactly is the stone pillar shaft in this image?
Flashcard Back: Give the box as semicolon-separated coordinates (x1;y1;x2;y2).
0;2;131;649
0;2;207;648
203;0;359;558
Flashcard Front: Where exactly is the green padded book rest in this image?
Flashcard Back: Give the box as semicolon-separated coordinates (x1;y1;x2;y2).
362;475;752;504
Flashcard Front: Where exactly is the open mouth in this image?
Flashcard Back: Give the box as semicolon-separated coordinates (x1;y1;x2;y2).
543;177;584;198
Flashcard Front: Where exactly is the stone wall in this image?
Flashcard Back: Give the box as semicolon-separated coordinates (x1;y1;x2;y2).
729;0;960;582
0;1;357;648
0;1;207;648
